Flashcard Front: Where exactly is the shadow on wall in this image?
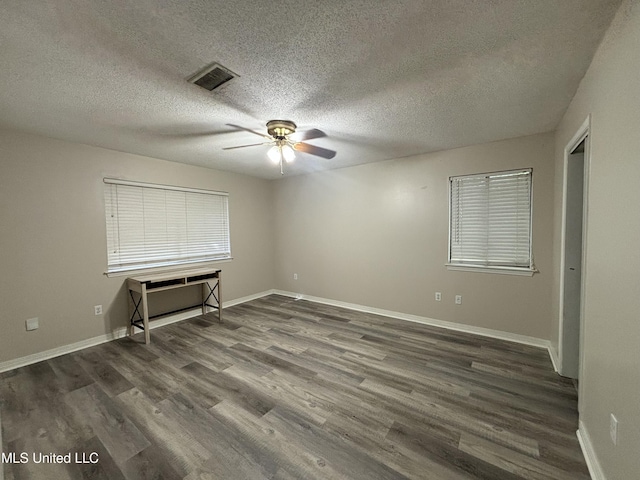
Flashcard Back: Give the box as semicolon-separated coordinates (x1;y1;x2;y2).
103;282;130;335
103;280;206;336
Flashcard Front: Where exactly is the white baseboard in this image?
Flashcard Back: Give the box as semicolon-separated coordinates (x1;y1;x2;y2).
548;344;560;373
0;288;554;373
577;421;606;480
222;289;277;309
273;290;551;350
0;290;274;373
0;328;129;374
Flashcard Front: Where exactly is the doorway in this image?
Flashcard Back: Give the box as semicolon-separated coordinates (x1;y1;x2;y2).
561;139;586;380
559;117;590;402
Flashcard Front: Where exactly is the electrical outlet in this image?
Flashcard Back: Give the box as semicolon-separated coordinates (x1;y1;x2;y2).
25;317;39;331
293;273;298;280
455;295;462;305
94;305;103;316
610;414;618;445
435;292;442;301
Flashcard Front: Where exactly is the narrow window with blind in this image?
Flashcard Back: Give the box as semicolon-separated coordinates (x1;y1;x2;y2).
448;169;535;275
104;179;231;274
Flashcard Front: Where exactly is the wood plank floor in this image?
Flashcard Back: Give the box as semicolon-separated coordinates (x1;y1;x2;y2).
0;295;589;479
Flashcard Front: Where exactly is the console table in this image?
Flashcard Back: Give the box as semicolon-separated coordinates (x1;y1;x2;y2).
126;267;221;344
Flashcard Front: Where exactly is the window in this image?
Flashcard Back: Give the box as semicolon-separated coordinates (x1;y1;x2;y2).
448;169;534;275
104;179;230;274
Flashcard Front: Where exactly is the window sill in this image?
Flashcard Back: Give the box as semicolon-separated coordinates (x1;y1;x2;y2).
446;264;537;276
105;258;233;278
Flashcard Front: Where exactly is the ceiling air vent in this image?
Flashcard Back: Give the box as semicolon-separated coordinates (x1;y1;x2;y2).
189;63;238;92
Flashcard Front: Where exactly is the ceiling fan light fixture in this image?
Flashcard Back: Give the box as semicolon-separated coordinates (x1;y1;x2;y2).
267;145;281;164
282;144;295;163
223;120;336;174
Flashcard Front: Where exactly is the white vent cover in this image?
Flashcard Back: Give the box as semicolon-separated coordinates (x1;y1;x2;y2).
189;63;238;91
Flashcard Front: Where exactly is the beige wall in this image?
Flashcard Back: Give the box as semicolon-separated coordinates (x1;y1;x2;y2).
0;129;275;364
273;132;555;340
3;6;637;473
551;0;640;478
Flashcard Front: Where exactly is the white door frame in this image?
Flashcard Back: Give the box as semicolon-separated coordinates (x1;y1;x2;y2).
558;115;590;413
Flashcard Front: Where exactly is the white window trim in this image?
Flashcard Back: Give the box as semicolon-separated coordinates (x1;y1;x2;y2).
104;258;233;278
103;178;231;276
445;263;537;276
447;168;536;275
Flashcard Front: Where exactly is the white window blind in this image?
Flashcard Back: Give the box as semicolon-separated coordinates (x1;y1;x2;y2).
449;169;532;269
104;179;230;273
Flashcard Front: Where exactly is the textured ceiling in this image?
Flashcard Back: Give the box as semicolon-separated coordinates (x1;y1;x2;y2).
0;0;622;179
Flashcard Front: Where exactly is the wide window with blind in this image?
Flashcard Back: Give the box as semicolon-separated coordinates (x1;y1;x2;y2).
448;169;535;275
104;179;231;274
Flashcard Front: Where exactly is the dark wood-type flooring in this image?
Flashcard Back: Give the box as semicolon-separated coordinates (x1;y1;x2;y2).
0;295;589;479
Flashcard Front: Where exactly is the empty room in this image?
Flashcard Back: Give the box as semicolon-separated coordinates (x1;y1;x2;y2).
0;1;638;479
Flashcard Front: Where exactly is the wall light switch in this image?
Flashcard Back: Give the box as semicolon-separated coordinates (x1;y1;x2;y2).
26;317;39;331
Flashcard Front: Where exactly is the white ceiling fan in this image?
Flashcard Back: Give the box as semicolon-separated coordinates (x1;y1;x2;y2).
224;120;336;174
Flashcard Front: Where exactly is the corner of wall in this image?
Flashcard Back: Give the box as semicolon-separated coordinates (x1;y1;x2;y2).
577;421;606;480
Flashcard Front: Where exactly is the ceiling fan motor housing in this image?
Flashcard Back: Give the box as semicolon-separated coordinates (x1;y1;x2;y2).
267;120;296;139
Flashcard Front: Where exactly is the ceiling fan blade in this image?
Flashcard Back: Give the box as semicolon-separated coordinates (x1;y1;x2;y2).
293;142;336;159
293;128;327;141
223;142;272;150
226;124;272;140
